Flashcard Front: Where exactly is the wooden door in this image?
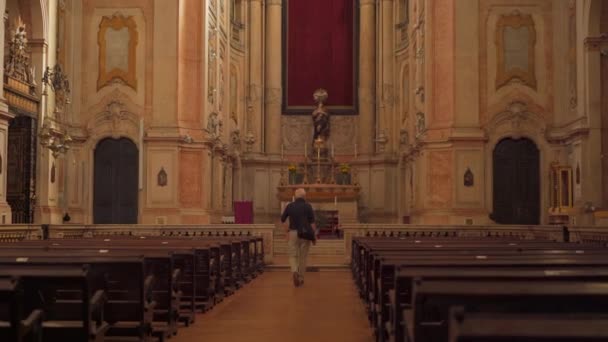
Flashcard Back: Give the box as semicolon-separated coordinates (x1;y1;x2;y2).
492;138;540;225
93;138;138;224
6;115;37;223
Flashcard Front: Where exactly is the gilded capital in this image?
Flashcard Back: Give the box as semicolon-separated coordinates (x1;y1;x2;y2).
360;0;376;6
266;0;282;6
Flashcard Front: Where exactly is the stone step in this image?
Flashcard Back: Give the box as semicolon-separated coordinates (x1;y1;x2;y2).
273;239;345;255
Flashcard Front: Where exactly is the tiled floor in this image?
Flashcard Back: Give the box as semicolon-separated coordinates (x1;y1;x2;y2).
172;270;373;342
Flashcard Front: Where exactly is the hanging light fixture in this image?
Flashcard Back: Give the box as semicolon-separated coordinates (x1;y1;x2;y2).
39;64;72;158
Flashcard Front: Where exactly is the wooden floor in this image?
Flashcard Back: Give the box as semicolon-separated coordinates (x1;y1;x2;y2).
173;270;373;342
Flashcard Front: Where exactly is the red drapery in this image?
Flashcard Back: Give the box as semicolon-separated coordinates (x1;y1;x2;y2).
284;0;356;112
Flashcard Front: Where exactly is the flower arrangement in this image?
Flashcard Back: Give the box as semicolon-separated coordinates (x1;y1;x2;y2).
339;163;350;174
288;164;297;173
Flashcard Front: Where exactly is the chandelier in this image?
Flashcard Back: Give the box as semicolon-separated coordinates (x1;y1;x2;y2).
39;64;72;158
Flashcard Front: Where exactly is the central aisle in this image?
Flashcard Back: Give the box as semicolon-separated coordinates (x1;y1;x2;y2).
173;270;373;342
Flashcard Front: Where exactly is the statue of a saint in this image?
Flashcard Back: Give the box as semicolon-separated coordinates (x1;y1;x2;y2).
312;88;330;142
206;112;220;137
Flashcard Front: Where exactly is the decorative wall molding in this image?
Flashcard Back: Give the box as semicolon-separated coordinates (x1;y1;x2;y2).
97;14;138;91
85;89;143;143
495;10;537;90
485;101;546;141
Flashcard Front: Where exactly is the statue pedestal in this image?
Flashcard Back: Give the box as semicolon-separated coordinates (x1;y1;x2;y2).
278;184;360;224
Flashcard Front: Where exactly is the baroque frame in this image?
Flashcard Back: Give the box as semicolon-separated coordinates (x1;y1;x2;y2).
97;14;138;91
495;11;537;90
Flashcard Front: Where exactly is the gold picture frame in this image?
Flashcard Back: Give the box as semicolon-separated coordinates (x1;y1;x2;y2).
97;14;138;91
495;11;537;90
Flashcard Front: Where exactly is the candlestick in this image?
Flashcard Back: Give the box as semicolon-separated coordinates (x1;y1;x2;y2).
304;144;307;158
334;195;337;207
354;143;358;159
332;144;335;158
292;195;295;202
281;144;284;160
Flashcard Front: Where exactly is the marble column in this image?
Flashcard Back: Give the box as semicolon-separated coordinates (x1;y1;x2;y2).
380;0;394;153
0;7;13;223
1;9;7;108
177;0;202;129
358;0;376;156
264;0;282;155
247;0;264;153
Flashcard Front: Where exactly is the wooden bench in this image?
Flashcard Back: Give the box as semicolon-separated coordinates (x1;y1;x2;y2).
0;266;108;342
0;234;267;341
0;254;153;342
351;237;608;342
391;266;608;342
414;280;608;342
0;277;43;342
448;309;608;342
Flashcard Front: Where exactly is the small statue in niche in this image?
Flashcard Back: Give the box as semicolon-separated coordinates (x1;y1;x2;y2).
576;163;581;185
230;129;241;151
464;168;474;187
206;112;220;138
415;112;426;135
50;162;56;184
312;88;330;143
399;128;409;146
157;167;168;187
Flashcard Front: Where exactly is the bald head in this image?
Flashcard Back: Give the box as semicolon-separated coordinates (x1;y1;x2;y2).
294;188;306;199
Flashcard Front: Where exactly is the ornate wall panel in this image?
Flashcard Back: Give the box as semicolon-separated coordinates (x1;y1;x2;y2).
179;150;203;208
427;150;453;208
495;10;537;90
97;14;138;90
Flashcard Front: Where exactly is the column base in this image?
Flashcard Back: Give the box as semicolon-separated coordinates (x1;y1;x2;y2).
0;202;12;224
34;205;65;224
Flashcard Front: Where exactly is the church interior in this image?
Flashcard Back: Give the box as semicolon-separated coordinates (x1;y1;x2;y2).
1;0;608;341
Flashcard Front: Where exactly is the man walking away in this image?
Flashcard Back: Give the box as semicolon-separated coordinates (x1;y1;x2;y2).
280;188;317;287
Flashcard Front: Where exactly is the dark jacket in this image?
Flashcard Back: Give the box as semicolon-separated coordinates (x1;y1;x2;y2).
281;198;315;230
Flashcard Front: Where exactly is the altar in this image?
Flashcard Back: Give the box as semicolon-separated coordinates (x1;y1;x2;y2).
278;183;360;225
277;88;361;229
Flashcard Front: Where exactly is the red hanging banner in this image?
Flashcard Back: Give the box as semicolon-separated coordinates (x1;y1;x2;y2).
283;0;357;114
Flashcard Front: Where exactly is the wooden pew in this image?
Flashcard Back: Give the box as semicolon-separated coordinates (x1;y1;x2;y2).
369;254;608;341
448;309;608;342
0;277;43;342
38;248;180;341
0;266;108;342
44;240;198;328
413;280;608;342
350;237;608;342
0;236;264;341
390;266;608;342
0;254;153;342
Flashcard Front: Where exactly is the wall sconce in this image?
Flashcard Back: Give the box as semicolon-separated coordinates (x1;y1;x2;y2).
40;64;72;158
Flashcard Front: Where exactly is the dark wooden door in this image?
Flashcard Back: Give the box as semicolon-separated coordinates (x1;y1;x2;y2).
7;115;37;223
492;138;540;225
93;138;138;224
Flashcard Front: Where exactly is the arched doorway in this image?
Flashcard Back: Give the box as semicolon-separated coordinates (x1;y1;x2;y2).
492;138;540;225
93;138;139;224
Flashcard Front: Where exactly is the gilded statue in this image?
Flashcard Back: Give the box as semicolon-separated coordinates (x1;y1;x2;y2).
312;88;330;142
5;24;37;91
